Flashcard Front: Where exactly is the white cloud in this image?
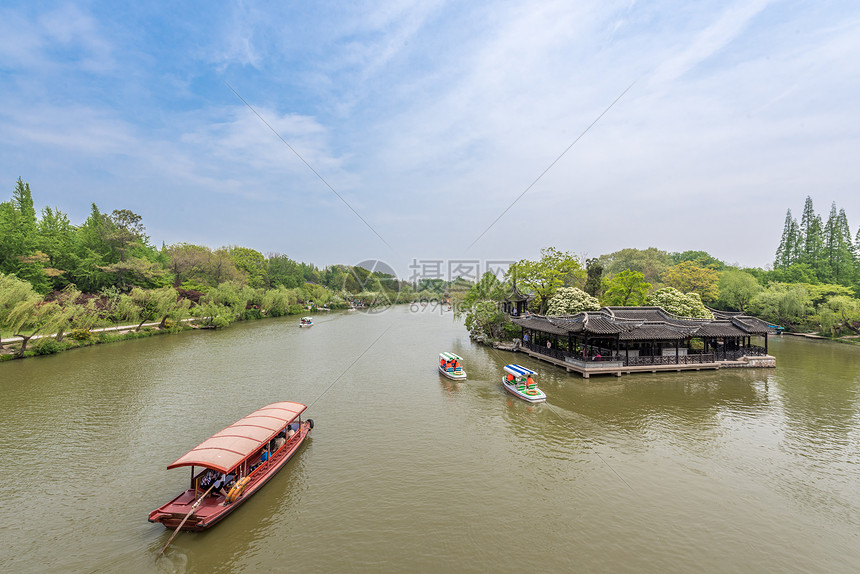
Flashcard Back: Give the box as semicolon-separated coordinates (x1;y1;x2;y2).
1;0;859;269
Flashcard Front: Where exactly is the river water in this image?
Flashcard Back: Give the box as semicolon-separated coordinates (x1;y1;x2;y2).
1;306;858;573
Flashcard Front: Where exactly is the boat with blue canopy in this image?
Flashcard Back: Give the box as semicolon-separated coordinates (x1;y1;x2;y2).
439;352;467;380
502;364;546;402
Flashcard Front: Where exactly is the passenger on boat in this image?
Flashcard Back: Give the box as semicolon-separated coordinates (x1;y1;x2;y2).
506;373;514;383
287;426;296;439
272;435;285;451
209;472;235;497
526;376;535;388
260;449;271;463
200;468;219;490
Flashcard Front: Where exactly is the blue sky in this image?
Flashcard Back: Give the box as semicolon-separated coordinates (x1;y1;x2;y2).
2;1;859;277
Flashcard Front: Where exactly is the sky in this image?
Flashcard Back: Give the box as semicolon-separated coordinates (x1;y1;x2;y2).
2;1;859;280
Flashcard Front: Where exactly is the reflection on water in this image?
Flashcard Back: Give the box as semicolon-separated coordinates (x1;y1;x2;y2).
1;309;859;573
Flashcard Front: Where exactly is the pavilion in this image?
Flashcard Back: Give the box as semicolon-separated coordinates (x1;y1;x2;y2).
511;306;777;378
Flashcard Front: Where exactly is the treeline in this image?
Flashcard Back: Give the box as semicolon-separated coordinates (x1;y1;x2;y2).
0;178;430;359
460;202;860;341
0;178;410;297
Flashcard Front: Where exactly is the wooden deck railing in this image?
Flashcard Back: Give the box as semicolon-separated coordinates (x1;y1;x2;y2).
522;340;768;367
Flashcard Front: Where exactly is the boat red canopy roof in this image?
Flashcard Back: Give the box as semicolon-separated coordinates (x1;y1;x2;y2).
166;401;307;474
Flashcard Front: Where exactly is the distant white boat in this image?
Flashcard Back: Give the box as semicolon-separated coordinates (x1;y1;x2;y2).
299;317;313;328
439;352;466;380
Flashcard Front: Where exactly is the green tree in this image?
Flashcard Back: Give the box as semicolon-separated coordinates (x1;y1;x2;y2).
209;249;245;285
599;247;672;286
671;250;725;270
261;286;299;317
803;283;854;308
13;251;53;294
717;269;762;312
98;209;163;288
302;283;331;306
4;296;73;357
547;287;600;315
0;178;38;277
464;300;508;340
584;258;604;297
36;206;77;289
822;295;860;336
0;272;38;349
798;196;825;274
748;283;813;330
768;262;818;284
602;269;651;306
201;281;256;321
50;284;85;342
511;247;584;314
824;207;856;286
228;246;267;288
129;287;187;330
193;301;235;329
166;243;212;287
661;261;720;303
774;209;800;268
460;272;506;310
69;204;114;292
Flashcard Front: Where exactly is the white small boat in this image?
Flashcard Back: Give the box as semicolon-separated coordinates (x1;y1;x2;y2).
299;317;313;328
502;364;545;403
439;352;466;380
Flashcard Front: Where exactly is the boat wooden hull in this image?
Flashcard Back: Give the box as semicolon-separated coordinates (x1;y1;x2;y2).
439;365;467;380
149;421;312;531
502;377;546;403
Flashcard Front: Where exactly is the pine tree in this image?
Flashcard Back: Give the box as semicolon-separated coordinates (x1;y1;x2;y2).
834;208;856;285
0;178;39;275
775;209;800;268
798;196;825;273
822;202;839;282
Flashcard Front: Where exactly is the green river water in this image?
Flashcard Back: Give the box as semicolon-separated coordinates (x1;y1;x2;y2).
1;306;858;573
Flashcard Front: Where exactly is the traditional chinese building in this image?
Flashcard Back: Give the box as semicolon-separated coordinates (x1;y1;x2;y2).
511;306;776;378
501;284;534;317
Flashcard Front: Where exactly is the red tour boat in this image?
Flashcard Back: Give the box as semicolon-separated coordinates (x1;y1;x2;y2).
148;401;313;531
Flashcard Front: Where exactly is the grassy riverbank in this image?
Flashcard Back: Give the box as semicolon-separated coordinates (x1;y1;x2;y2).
0;322;191;361
0;304;395;362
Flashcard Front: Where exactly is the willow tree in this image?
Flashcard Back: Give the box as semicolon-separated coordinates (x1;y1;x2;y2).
5;297;74;357
717;269;762;312
0;273;38;349
129;286;188;331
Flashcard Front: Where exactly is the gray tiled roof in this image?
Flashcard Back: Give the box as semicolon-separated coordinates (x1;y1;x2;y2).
512;306;772;340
